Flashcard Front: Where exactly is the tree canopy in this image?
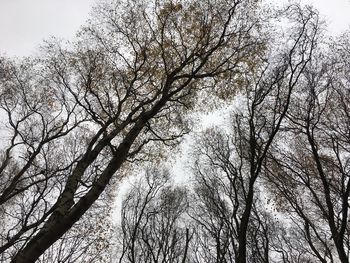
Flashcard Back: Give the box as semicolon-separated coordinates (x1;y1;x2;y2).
0;0;349;262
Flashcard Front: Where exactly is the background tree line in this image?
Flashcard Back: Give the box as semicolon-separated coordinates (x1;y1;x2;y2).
0;0;349;262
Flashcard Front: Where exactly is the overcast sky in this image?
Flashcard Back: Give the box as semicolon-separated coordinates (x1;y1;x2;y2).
271;0;350;34
0;0;96;57
0;0;349;57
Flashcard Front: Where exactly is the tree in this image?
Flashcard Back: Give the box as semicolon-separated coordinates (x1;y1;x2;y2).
0;0;263;261
265;31;350;263
189;4;320;262
115;168;190;263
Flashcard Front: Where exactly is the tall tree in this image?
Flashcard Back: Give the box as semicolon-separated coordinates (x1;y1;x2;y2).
190;4;320;262
0;0;263;262
116;168;190;263
265;31;350;263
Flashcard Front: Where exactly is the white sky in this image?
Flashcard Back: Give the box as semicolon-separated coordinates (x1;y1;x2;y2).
270;0;350;34
0;0;349;57
0;0;97;57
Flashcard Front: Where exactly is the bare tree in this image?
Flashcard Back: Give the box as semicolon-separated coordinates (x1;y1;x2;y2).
115;168;190;263
0;0;264;261
265;31;350;263
190;4;320;262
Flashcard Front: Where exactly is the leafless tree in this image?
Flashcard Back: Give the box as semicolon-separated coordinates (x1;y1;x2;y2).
0;0;264;261
115;168;190;263
265;31;350;263
189;4;320;263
